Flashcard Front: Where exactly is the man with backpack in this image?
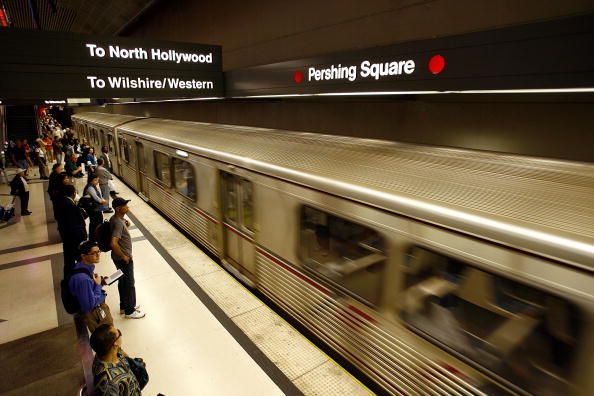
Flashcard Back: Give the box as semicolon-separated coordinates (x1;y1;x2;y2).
110;197;145;319
68;240;113;332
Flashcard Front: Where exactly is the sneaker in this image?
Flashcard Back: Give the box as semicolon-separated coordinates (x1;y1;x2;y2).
120;305;141;315
125;309;146;319
22;211;32;215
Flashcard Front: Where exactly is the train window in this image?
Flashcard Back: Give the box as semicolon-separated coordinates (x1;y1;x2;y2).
221;172;237;222
401;246;581;394
108;135;115;155
299;206;385;305
172;158;196;201
153;151;171;186
242;179;253;231
119;138;130;163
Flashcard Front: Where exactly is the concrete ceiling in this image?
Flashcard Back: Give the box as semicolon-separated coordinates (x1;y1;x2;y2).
0;0;156;35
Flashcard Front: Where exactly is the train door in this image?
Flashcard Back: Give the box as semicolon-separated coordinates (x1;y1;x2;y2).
107;134;119;175
100;129;107;150
135;141;145;195
220;171;256;283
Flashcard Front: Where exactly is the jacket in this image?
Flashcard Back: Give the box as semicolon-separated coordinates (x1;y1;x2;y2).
9;175;26;196
99;153;112;171
56;196;88;242
95;166;112;185
69;262;105;314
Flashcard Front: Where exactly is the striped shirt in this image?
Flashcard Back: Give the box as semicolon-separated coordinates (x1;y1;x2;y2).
92;354;141;396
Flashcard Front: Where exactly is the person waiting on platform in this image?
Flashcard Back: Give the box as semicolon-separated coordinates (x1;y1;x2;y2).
53;136;63;164
86;147;98;174
9;168;31;216
99;146;113;173
69;240;113;332
11;139;28;177
34;138;50;180
84;174;107;242
47;163;65;220
95;158;114;213
90;324;143;395
42;134;54;162
110;197;145;319
57;184;87;276
65;153;84;179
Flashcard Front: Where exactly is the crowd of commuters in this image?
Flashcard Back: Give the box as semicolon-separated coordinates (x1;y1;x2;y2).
3;113;148;394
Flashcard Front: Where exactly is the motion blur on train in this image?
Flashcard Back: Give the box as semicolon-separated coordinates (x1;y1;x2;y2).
72;112;594;396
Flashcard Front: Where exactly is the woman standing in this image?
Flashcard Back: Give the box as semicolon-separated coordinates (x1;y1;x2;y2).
35;139;50;179
83;174;107;241
42;134;54;162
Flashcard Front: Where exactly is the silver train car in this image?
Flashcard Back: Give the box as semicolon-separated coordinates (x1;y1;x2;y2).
72;113;594;396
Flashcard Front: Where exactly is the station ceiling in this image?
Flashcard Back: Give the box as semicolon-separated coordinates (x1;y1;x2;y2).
0;0;155;35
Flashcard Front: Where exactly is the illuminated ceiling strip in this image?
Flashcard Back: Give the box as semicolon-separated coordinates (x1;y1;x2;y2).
107;97;223;105
236;87;594;98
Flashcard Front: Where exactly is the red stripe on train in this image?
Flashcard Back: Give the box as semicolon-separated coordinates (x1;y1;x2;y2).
256;247;332;296
223;223;253;241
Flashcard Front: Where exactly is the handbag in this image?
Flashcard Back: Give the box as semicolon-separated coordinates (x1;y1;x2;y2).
125;356;149;390
107;179;115;192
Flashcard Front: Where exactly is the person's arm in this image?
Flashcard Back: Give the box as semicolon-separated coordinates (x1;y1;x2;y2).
86;187;105;204
110;220;129;262
111;236;129;263
70;276;105;313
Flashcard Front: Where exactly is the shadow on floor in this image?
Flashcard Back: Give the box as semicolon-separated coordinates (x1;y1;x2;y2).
0;323;83;395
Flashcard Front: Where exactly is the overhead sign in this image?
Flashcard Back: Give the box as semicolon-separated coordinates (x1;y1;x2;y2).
0;29;222;99
226;13;594;97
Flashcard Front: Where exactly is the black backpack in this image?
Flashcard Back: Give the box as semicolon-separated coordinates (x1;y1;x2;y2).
95;220;112;252
78;186;98;213
60;268;92;314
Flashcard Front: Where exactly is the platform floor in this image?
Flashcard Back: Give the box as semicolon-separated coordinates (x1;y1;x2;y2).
0;168;371;395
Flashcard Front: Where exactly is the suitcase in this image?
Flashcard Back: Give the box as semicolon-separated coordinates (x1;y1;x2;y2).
1;196;16;222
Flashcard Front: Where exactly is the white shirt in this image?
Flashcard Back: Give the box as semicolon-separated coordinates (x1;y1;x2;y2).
53;129;64;139
20;176;29;192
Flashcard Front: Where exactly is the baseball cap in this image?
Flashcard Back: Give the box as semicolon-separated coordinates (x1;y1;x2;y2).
17;168;27;173
112;197;131;208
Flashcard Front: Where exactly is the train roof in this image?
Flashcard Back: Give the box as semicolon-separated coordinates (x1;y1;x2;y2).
71;112;143;128
75;113;594;271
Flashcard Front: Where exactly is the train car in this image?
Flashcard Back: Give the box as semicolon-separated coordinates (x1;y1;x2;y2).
73;112;594;396
71;113;144;177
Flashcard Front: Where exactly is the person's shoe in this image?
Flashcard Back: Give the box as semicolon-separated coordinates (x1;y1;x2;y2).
22;210;32;215
125;309;145;319
103;208;114;213
120;305;141;315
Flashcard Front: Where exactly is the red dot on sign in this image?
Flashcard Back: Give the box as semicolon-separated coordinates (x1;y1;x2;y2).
428;54;446;75
294;70;303;83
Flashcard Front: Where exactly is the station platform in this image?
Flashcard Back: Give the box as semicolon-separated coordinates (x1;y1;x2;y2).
0;167;371;395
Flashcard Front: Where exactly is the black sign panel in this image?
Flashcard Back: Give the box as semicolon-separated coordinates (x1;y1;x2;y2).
0;29;222;99
226;14;594;97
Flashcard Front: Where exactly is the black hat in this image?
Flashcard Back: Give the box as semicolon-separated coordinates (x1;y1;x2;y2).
79;240;98;255
112;197;131;208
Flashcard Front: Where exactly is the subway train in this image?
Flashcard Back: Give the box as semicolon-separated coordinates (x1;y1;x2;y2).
71;112;594;396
